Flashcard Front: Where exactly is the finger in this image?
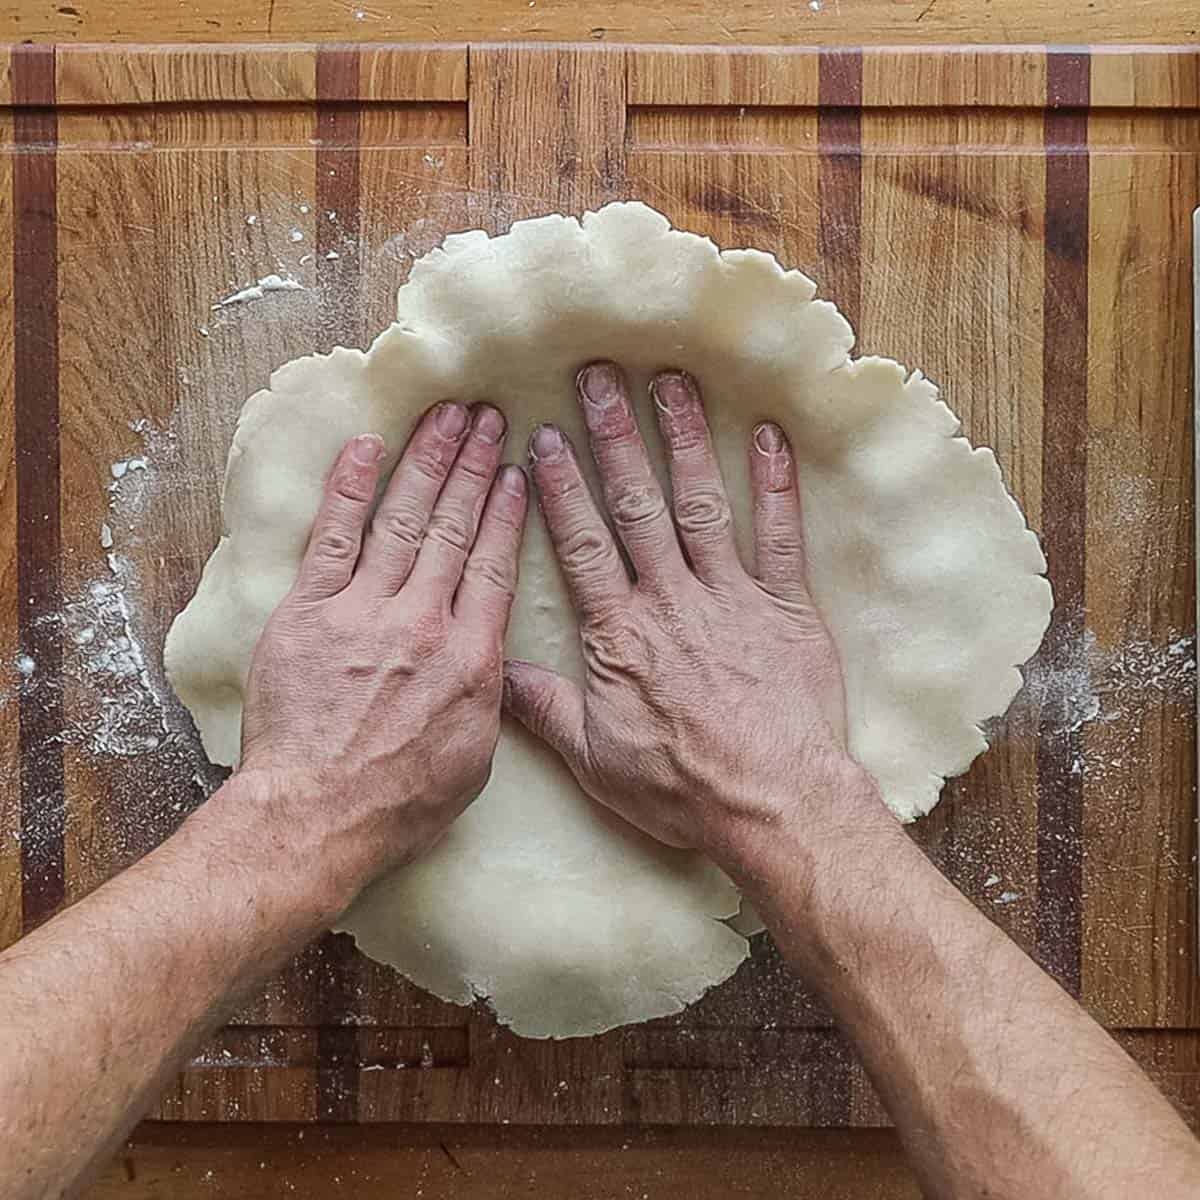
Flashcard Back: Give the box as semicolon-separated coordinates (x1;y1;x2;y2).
293;433;385;602
576;361;683;586
503;659;587;767
455;465;528;631
408;404;508;598
650;371;742;582
357;401;471;594
749;422;810;603
528;423;631;623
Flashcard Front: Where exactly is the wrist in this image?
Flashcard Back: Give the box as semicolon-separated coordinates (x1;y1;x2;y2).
706;753;895;877
708;756;911;956
186;769;367;927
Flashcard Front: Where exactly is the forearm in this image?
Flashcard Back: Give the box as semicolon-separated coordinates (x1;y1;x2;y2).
0;772;348;1200
721;769;1200;1200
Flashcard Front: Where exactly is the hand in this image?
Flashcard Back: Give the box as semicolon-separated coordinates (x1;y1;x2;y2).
503;362;890;866
239;402;527;902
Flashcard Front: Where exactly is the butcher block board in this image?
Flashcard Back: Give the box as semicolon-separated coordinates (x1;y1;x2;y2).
2;42;1199;1127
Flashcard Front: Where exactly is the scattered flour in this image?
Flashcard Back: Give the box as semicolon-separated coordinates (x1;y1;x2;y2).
213;273;305;308
1017;619;1196;780
62;554;168;757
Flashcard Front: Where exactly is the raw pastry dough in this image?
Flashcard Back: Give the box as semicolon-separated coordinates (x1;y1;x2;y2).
165;202;1052;1037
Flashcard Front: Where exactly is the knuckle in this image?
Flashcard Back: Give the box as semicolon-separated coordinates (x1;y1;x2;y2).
674;487;731;536
454;451;494;483
765;525;805;557
463;553;516;595
409;445;451;485
582;612;651;678
312;529;357;562
374;504;425;548
426;509;473;554
608;483;667;531
560;525;615;574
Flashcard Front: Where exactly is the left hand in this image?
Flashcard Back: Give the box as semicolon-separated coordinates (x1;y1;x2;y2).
238;402;528;906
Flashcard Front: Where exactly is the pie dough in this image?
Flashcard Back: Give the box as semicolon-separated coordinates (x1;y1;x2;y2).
165;202;1053;1037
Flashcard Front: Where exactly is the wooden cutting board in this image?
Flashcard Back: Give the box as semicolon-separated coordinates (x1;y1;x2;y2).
2;41;1199;1126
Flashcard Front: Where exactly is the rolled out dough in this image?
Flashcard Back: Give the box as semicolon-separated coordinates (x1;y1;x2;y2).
165;202;1052;1037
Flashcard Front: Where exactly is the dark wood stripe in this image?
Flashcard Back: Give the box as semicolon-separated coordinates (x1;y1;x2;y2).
313;45;364;1123
12;45;64;934
817;48;863;332
811;52;863;1129
1036;49;1090;996
316;46;364;353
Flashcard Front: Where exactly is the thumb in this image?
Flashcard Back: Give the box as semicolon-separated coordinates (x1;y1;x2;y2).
502;659;587;766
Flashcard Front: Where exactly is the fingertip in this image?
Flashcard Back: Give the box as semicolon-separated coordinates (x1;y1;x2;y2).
329;432;386;502
529;423;566;463
433;400;469;440
576;360;623;404
349;432;386;466
471;403;506;445
753;422;787;456
501;463;527;497
649;369;698;415
750;422;796;496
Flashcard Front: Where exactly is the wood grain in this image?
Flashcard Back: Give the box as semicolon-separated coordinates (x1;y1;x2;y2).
858;104;1046;953
0;101;16;947
12;43;63;934
5;0;1200;46
1036;50;1089;997
85;1125;925;1200
1;41;1198;1132
87;1028;1200;1196
468;43;627;226
1082;109;1200;1027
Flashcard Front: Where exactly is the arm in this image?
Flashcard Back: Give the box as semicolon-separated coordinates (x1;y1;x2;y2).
504;361;1200;1200
0;401;528;1199
731;793;1200;1199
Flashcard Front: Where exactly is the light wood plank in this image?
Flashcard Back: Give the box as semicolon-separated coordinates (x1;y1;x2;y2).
859;107;1047;952
468;43;626;226
1082;136;1200;1027
863;46;1047;107
358;44;467;100
627;46;819;106
56;45;154;104
1090;46;1200;108
54;105;170;901
6;1;1200;44
154;44;316;102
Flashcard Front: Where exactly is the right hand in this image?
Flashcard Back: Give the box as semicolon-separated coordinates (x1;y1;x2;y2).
503;362;894;866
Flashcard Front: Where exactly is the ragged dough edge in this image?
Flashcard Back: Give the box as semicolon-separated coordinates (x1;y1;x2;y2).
165;200;1053;1036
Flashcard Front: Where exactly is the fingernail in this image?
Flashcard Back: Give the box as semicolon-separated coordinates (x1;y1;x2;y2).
529;424;565;462
350;433;385;465
650;371;695;414
473;404;506;444
577;361;621;407
435;402;469;439
501;464;526;495
754;422;785;455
